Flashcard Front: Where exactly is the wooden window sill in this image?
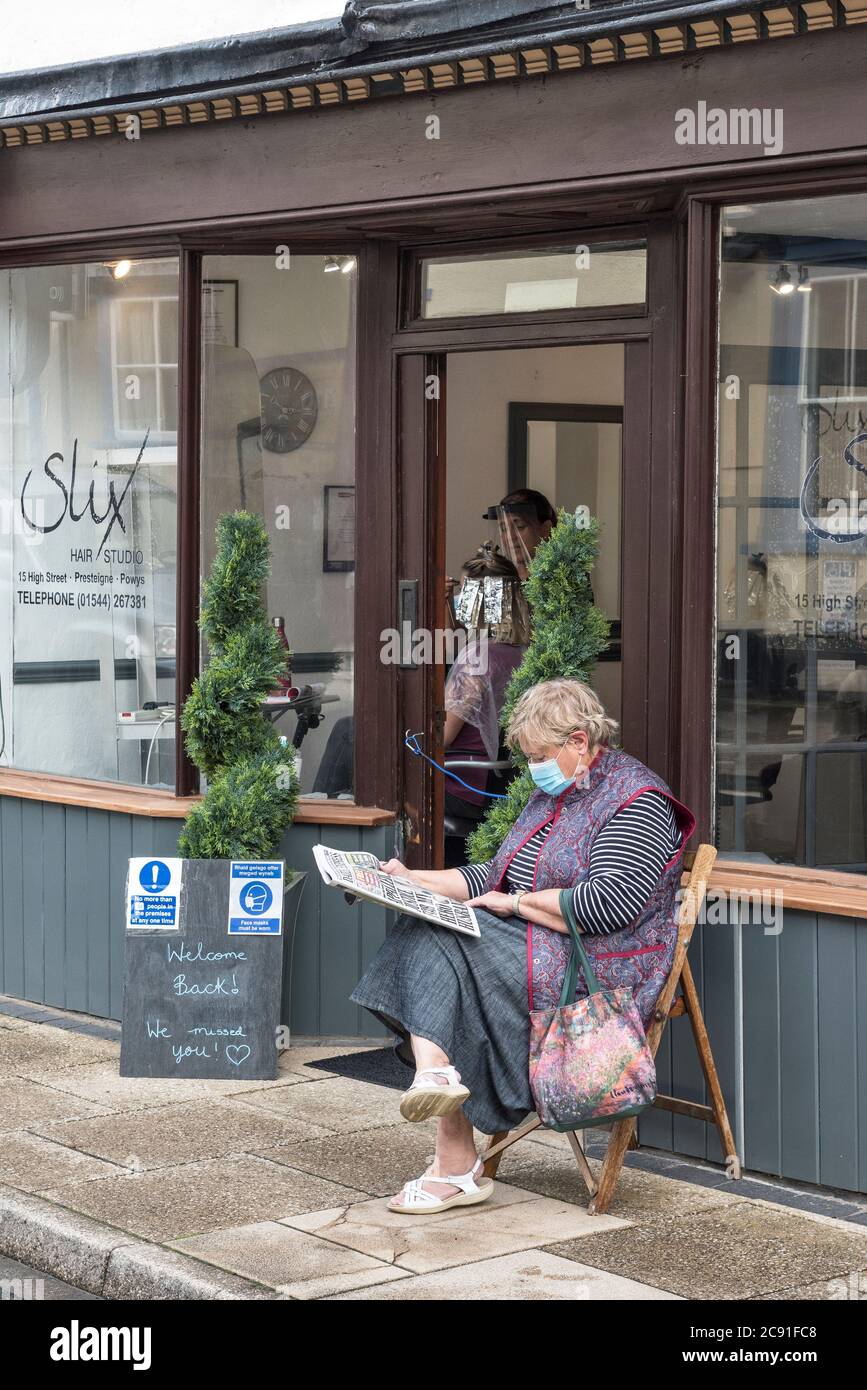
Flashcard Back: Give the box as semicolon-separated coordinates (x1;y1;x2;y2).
683;853;867;919
0;769;395;826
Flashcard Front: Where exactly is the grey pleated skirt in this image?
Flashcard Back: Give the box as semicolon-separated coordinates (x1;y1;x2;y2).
349;908;534;1135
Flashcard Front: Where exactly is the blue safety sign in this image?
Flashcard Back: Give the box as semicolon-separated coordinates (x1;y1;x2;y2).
139;860;172;893
127;858;183;930
228;861;284;935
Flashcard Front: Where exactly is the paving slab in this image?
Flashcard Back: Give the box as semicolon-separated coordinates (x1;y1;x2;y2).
230;1075;405;1132
546;1198;867;1299
20;1061;318;1111
171;1219;412;1298
493;1141;743;1220
0;1076;114;1131
33;1097;336;1170
250;1122;448;1198
282;1185;627;1274
0;1131;128;1193
40;1154;369;1242
326;1249;682;1300
0;1025;120;1075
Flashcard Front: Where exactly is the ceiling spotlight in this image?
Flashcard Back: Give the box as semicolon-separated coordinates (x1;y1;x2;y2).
111;259;133;279
339;255;356;275
797;264;812;293
770;265;795;296
323;256;340;273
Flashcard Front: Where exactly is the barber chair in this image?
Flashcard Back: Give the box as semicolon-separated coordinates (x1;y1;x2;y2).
442;746;515;868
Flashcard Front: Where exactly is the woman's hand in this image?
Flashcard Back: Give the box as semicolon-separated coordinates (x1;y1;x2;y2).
379;858;413;879
466;891;516;917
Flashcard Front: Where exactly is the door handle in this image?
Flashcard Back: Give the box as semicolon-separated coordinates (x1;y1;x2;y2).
397;579;418;667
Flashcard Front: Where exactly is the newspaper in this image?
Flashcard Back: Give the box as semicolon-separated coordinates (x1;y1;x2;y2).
312;844;481;938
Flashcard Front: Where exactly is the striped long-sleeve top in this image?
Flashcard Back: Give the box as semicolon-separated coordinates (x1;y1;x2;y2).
457;789;682;934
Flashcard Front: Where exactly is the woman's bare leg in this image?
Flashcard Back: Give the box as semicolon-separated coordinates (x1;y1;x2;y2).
388;1035;480;1206
410;1034;451;1072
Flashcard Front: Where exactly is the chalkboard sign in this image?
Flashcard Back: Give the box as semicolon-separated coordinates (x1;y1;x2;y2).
120;858;297;1080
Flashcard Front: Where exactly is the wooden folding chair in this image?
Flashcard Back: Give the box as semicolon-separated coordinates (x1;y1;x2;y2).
481;843;741;1214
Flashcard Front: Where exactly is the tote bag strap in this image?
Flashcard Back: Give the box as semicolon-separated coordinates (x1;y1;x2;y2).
557;888;602;1007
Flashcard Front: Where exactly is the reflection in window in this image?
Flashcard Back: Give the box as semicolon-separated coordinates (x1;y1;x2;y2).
0;259;179;786
421;244;646;319
199;254;357;799
111;293;178;437
716;196;867;869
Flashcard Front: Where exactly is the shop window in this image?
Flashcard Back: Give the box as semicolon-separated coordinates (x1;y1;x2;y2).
0;259;179;787
418;243;646;320
199;254;357;799
716;197;867;869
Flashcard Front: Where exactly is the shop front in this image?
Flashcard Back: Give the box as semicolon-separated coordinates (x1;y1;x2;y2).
1;0;867;1193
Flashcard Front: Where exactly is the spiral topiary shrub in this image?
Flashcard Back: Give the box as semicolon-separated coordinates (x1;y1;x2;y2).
177;510;300;860
465;508;611;863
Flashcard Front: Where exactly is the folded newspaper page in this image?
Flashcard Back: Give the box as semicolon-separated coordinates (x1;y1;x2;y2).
312;844;481;938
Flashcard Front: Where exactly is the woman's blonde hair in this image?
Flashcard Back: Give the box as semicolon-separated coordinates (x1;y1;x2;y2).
506;677;619;754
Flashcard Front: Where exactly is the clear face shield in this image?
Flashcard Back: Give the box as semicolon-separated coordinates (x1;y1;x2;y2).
482;503;547;580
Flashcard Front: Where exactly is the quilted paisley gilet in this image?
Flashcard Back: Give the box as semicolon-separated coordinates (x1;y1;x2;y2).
482;746;696;1028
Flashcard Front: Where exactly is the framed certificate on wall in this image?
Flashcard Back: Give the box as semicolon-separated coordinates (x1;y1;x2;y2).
323;485;355;572
202;279;239;347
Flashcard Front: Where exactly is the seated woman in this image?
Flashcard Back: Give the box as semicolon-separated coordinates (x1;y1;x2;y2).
349;677;696;1215
444;544;529;833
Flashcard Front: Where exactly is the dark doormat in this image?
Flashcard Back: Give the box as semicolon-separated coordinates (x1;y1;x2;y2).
302;1046;409;1090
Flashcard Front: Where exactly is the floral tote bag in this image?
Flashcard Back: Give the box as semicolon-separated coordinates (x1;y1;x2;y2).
528;889;658;1132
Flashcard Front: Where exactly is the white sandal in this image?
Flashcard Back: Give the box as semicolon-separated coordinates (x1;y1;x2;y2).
388;1157;494;1214
399;1065;470;1122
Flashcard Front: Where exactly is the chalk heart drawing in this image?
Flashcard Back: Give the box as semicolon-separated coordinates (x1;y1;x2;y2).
226;1045;251;1067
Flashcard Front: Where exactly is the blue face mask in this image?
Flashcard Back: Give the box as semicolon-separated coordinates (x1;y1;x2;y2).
527;738;584;796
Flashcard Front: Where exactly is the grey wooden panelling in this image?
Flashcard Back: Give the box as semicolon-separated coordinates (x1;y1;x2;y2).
817;913;860;1192
276;818;395;1041
2;792;866;1194
0;796;396;1033
779;910;820;1186
742;908;782;1178
700;909;738;1168
636;903;867;1196
671;917;709;1162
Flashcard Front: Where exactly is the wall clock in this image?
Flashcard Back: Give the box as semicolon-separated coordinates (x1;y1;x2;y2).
259;366;318;453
